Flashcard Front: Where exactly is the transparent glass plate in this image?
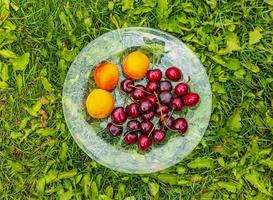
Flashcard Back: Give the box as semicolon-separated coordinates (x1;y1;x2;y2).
63;27;212;174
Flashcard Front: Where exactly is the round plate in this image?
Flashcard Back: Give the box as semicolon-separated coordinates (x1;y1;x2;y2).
63;27;212;174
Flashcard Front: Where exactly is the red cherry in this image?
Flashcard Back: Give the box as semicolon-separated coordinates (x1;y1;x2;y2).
174;82;189;96
146;94;158;105
155;105;170;116
111;107;127;124
170;97;183;111
124;133;138;145
137;134;152;151
165;66;182;81
183;93;200;107
141;111;155;120
159;80;173;92
120;79;134;93
140;121;154;134
146;81;159;93
139;99;154;114
153;130;166;143
107;123;123;137
159;91;172;105
132;84;146;100
146;69;162;82
127;120;140;132
125;103;140;118
172;118;188;134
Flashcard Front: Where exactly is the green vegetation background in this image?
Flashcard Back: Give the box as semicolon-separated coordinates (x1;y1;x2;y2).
0;0;273;199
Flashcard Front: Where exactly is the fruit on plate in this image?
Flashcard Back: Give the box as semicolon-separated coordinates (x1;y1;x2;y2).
174;82;189;96
152;130;166;143
111;107;127;124
87;56;201;151
86;89;114;119
146;69;162;82
183;93;200;107
137;134;152;151
124;132;138;145
123;51;150;80
165;66;182;81
94;62;119;90
172;118;188;134
107;123;123;137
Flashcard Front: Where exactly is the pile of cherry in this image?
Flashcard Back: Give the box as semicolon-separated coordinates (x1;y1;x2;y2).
107;66;200;151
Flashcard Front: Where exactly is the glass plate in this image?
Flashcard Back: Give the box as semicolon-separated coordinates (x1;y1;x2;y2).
63;27;212;174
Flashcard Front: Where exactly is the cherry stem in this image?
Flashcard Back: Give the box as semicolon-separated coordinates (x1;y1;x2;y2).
111;122;124;127
148;118;160;137
129;85;153;95
163;107;176;131
186;76;191;83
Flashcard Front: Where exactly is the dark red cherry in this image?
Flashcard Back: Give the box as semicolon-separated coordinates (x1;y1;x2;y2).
172;118;188;134
170;97;183;111
146;69;162;82
124;132;138;145
141;111;155;120
127;120;140;131
174;82;189;96
159;116;174;129
125;103;140;118
111;107;127;124
132;84;146;100
183;93;200;107
159;80;173;92
153;130;166;143
146;81;159;93
120;79;134;93
155;104;170;116
159;91;172;105
166;66;182;81
140;121;154;134
107;123;123;137
146;94;158;105
137;134;152;151
139;99;154;113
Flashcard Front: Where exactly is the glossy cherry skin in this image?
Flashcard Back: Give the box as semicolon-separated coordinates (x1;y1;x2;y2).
141;111;155;120
107;123;123;137
146;94;158;105
174;82;189;96
170;97;183;111
140;121;154;134
166;66;182;81
155;104;170;116
127;120;140;131
139;99;154;113
146;69;162;82
159;80;173;92
137;134;152;151
120;79;134;93
146;81;159;93
159;116;174;129
124;132;138;145
172;118;188;134
183;93;200;107
132;84;146;100
159;91;172;105
125;103;140;118
153;130;166;143
111;107;127;124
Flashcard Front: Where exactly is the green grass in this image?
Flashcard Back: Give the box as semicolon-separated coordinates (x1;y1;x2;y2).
0;0;273;199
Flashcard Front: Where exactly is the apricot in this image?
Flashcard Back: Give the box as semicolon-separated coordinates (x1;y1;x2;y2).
94;62;119;90
86;89;114;119
122;51;150;80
